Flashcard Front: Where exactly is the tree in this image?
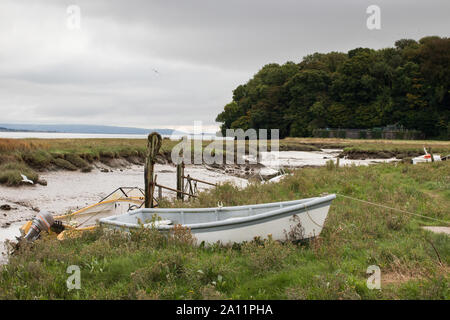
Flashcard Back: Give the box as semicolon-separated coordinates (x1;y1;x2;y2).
215;37;450;139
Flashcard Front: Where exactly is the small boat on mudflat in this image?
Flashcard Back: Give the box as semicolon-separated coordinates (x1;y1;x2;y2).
99;194;336;244
20;187;145;241
412;147;441;164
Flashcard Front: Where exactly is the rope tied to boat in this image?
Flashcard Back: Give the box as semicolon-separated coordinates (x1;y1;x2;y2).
334;193;450;226
303;204;325;229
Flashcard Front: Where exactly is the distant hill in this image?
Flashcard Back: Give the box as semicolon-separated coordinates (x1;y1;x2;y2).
0;126;34;132
0;124;177;135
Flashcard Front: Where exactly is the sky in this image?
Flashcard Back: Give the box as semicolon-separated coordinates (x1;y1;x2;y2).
0;0;448;132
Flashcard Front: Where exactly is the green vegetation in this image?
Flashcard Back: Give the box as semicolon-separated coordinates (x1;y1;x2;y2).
1;137;450;186
216;36;450;139
1;161;448;299
0;138;171;185
0;163;39;185
52;158;78;171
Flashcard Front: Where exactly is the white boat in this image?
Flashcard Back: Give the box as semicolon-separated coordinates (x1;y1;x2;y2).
99;194;336;244
412;148;441;164
20;187;145;241
265;173;290;183
57;187;145;227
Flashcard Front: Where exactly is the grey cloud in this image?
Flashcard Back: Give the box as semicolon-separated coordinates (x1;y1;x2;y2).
0;0;448;130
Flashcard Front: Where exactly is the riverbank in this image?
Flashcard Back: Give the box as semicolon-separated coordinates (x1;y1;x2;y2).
0;161;448;299
0;164;248;228
1;137;449;186
0;147;402;229
0;164;248;264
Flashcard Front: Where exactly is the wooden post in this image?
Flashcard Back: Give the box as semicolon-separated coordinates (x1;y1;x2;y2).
186;175;194;199
336;157;340;168
429;147;435;162
158;185;163;202
145;132;162;208
176;163;185;201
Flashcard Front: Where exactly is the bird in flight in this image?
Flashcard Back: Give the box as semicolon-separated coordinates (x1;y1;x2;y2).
20;174;34;184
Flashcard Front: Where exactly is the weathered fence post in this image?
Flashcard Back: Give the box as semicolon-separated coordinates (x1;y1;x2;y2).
145;132;162;208
176;163;185;201
186;174;194;199
158;185;163;202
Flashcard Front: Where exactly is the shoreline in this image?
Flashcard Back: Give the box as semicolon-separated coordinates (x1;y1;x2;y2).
0;163;249;228
1;160;448;297
0;148;403;228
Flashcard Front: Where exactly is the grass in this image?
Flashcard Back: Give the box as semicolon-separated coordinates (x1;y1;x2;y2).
0;163;39;185
0;161;448;299
52;158;78;171
0;138;167;185
281;137;450;159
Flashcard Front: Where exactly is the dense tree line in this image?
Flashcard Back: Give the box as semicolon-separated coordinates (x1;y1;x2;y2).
216;36;450;139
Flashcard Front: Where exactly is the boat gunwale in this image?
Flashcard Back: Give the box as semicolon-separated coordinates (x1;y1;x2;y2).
56;197;144;219
123;196;320;214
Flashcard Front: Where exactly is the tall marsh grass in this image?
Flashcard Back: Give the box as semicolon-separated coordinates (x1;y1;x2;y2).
0;139;49;153
0;161;448;299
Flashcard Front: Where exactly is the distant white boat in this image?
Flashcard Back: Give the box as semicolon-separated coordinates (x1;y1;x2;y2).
100;194;336;244
412;147;441;164
266;174;290;183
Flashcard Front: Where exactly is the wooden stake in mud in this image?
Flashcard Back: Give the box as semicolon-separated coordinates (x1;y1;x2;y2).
176;163;185;201
145;132;162;208
158;185;163;202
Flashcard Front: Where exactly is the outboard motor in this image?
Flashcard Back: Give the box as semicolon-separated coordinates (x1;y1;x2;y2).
24;211;55;241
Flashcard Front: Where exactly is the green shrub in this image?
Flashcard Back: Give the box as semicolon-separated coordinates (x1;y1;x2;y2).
326;159;336;170
80;153;95;163
0;163;38;185
241;237;294;274
99;151;116;159
65;154;89;169
81;166;93;173
21;150;53;168
52;158;77;171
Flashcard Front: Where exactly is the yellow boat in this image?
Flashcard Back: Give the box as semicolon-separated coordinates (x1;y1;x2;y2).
20;187;145;241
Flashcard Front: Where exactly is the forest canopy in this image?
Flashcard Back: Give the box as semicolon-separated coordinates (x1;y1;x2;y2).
216;36;450;139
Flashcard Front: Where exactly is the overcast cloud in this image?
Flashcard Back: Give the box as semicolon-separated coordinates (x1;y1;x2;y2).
0;0;448;132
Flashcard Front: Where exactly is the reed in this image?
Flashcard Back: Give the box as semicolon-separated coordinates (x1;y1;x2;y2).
1;161;448;299
1;137;449;186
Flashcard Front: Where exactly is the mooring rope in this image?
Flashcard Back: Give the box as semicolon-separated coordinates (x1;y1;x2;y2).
304;205;325;229
335;193;450;225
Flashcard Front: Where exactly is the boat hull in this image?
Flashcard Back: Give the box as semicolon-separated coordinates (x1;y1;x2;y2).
100;195;336;244
189;202;331;244
412;155;441;164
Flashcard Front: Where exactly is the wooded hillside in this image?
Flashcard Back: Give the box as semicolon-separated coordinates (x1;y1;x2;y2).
216;37;450;139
